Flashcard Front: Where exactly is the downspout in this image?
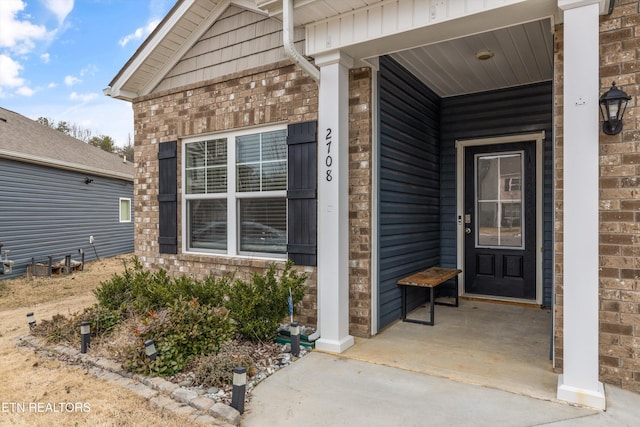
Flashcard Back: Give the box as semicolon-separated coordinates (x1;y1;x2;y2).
282;0;320;83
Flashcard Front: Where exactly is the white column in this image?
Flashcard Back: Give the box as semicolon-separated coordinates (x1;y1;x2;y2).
557;0;605;410
314;50;354;353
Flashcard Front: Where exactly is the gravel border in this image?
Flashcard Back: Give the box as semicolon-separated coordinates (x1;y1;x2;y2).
16;334;239;426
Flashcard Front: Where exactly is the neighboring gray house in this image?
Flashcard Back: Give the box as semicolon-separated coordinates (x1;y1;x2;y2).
0;107;134;279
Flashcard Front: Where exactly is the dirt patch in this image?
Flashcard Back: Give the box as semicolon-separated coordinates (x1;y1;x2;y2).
0;255;225;426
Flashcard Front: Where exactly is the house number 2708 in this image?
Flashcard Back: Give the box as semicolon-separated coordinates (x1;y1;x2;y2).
325;128;333;182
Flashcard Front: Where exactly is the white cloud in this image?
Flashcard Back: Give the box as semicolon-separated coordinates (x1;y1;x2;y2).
48;82;57;89
119;19;160;47
16;86;35;96
64;75;80;86
79;64;97;77
69;91;98;102
41;52;50;63
63;65;96;87
0;0;50;54
0;54;36;98
43;0;74;25
0;54;24;87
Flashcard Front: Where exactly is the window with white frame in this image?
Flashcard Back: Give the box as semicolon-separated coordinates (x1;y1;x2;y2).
184;125;287;256
119;198;131;222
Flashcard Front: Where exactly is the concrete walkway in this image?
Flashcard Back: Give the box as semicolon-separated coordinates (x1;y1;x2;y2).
244;302;640;426
243;352;640;427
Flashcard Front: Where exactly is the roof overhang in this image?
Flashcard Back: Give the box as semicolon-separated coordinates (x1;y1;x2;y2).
0;149;133;182
105;0;268;102
105;0;614;102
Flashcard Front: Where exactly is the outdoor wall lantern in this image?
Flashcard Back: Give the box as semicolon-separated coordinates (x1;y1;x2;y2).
599;82;631;135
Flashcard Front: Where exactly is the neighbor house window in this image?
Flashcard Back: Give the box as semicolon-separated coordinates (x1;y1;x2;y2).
119;198;131;222
504;177;521;192
184;125;287;256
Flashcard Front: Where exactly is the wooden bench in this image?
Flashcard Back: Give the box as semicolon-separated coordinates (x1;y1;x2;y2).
397;267;462;326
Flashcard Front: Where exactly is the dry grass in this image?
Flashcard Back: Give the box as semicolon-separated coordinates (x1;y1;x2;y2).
0;255;130;311
0;254;228;426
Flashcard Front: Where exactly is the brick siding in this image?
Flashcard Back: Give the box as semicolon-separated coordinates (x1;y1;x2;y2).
349;67;373;337
131;61;374;337
597;1;640;393
553;24;565;373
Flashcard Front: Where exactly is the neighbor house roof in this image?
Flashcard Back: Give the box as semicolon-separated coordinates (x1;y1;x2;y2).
0;107;133;181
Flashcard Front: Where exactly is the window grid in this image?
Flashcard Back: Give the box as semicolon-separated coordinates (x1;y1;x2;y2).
183;125;287;257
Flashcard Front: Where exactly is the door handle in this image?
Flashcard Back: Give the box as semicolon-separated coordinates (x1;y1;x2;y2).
465;227;472;235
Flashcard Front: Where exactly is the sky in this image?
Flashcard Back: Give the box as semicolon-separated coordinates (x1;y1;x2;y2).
0;0;175;148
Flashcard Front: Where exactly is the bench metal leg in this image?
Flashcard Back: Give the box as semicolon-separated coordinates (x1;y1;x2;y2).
402;276;460;326
429;287;435;325
401;285;407;321
434;276;459;308
400;285;435;326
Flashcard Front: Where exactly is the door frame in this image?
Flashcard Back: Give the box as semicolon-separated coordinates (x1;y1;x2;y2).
456;132;545;305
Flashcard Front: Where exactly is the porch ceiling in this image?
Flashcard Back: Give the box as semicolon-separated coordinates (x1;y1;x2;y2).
389;18;554;98
266;0;557;97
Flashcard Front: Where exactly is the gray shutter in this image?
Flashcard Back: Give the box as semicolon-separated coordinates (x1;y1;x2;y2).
287;121;317;266
158;141;177;254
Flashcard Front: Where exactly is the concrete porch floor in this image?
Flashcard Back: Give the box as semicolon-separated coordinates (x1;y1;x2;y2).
342;299;557;401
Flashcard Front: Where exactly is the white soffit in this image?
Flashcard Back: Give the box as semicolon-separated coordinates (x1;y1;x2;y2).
302;0;558;58
391;18;554;97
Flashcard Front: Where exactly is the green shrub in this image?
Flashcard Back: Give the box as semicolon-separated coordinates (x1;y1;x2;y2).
183;274;230;307
54;258;308;377
93;257;229;318
93;256;147;313
132;270;229;314
124;298;234;377
224;260;306;342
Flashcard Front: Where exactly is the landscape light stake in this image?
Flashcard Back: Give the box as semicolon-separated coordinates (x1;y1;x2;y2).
231;367;247;414
290;321;300;357
144;339;157;360
26;312;36;330
80;321;90;353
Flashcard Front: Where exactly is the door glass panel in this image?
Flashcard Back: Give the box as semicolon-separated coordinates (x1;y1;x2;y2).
475;152;523;248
